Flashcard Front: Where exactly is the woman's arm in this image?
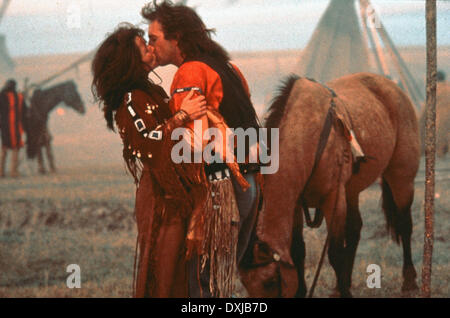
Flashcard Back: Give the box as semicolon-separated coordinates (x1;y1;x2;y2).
115;89;206;167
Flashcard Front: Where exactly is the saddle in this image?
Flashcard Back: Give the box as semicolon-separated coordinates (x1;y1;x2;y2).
333;99;365;162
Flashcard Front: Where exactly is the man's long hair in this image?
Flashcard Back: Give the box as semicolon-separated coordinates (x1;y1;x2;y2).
91;24;150;131
141;0;230;63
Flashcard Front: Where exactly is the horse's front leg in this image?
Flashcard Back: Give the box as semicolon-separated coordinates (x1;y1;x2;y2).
37;147;46;174
323;183;350;298
291;208;306;297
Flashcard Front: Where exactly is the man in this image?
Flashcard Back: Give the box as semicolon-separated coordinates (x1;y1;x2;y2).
0;79;27;178
142;0;262;297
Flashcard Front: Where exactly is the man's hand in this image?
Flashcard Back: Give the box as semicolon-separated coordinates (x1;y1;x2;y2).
180;90;207;120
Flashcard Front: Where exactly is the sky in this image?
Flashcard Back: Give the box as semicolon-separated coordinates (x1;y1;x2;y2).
0;0;449;57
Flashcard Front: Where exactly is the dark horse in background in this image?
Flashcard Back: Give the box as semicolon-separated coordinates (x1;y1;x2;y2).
240;72;420;297
26;80;85;174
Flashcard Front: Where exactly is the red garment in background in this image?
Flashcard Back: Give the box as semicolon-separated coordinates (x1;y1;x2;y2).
0;92;25;149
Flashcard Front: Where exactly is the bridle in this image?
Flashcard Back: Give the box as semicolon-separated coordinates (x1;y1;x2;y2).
248;239;295;298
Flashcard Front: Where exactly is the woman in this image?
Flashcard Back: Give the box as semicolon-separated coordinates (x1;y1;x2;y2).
91;24;209;297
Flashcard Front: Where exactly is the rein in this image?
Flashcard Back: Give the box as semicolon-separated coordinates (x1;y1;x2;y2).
250;79;343;298
307;161;344;298
300;80;337;228
250;240;295;298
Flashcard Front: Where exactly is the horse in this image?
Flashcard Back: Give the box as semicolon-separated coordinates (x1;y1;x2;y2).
25;80;85;174
239;72;420;298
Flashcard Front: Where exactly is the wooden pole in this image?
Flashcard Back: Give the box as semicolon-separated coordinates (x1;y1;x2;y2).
365;3;390;76
0;0;12;25
359;0;384;75
376;22;424;111
422;0;436;299
25;49;95;95
365;0;425;113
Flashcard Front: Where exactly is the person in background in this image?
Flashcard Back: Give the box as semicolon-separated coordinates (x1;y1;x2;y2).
0;79;28;178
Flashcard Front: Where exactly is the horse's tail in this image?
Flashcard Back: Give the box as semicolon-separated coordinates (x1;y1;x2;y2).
381;177;401;244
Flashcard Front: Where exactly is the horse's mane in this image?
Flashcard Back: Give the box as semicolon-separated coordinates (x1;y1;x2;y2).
31;80;77;105
41;80;76;95
265;74;300;128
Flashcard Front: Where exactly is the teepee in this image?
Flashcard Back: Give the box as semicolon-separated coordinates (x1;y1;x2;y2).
297;0;424;112
0;0;14;73
297;0;370;84
0;34;14;72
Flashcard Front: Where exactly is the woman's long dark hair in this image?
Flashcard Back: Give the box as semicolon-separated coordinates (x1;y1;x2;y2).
141;0;230;63
91;24;150;131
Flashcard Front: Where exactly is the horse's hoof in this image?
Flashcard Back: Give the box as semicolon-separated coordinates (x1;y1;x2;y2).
402;266;418;291
340;291;353;298
329;288;340;298
401;280;419;292
330;287;353;298
295;288;307;298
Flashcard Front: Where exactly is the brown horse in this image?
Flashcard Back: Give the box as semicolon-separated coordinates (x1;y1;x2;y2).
239;72;420;298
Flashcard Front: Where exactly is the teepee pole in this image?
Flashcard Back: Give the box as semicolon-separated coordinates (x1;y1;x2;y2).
377;24;422;111
365;0;423;112
377;23;423;108
358;1;370;48
422;0;436;299
26;50;95;93
359;0;383;74
362;1;390;76
0;0;12;25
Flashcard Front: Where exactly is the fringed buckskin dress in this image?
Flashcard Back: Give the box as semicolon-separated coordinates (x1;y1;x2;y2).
115;84;208;297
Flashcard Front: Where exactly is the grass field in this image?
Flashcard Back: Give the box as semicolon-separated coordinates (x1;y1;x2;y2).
0;158;448;298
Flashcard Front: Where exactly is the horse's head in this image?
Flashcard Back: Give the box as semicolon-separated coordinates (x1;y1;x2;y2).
240;239;298;298
62;81;85;114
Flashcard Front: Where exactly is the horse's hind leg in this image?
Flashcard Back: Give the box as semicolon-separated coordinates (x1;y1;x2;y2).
342;191;363;292
45;140;56;173
42;130;56;173
381;172;418;291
